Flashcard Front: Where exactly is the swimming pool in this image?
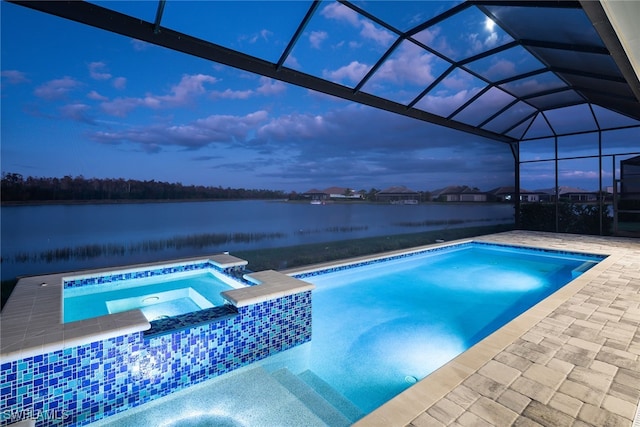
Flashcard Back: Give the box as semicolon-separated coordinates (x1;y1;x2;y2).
292;242;603;413
89;240;605;426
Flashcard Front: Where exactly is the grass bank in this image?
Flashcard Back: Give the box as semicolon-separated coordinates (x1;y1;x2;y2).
234;223;514;272
1;224;513;309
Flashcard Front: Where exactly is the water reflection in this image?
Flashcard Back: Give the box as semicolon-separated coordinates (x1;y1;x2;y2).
1;200;513;279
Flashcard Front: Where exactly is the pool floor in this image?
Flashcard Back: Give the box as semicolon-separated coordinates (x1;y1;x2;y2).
89;362;337;427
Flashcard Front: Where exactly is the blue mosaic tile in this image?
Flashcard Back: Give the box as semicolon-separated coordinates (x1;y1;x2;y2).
293;241;605;279
471;241;607;260
62;261;254;289
143;305;239;338
293;242;473;278
1;291;312;426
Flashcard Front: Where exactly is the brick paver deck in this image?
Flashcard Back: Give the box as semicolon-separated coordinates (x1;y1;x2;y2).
356;231;640;427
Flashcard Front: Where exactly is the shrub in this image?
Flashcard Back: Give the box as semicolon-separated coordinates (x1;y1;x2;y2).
519;202;611;235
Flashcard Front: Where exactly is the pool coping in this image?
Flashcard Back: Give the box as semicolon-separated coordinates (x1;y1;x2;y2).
283;231;638;427
0;254;314;364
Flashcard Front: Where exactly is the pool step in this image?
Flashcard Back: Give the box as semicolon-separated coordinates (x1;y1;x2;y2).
271;368;354;427
298;369;366;422
571;260;598;278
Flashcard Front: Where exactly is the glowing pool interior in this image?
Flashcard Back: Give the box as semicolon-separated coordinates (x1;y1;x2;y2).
89;241;606;426
288;242;604;413
63;271;244;323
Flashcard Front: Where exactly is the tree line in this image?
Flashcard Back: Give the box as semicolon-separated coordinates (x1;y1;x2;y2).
1;173;289;203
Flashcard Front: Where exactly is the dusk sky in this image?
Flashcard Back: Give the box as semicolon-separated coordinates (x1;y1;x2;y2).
2;1;638;193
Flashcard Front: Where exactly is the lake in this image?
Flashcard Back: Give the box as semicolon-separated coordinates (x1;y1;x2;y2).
0;200;514;280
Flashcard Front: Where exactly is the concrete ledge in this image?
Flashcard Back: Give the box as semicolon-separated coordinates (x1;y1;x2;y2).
221;270;315;307
0;254;248;364
209;253;248;269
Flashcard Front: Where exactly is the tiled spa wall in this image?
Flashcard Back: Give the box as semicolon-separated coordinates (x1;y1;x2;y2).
62;260;247;289
0;291;312;426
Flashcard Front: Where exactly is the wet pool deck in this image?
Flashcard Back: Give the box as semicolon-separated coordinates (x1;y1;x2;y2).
354;230;640;427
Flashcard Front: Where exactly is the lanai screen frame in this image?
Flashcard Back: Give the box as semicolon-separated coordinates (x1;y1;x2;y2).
8;0;640;235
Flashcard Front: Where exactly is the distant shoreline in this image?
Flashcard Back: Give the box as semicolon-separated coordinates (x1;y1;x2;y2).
0;198;279;207
1;198;515;207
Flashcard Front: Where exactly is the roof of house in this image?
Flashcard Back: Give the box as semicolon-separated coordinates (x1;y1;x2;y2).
377;185;418;195
431;185;484;196
535;186;596;195
303;186;356;195
488;186;542;195
323;186;350;194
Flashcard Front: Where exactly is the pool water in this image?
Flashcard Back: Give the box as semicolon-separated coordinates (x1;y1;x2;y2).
92;242;603;425
294;243;602;412
64;272;237;323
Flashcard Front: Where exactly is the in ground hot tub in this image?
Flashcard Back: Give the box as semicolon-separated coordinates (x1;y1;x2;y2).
63;259;248;323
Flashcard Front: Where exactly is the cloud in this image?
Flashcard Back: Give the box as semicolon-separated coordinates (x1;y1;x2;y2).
416;88;481;117
240;29;273;44
359;20;394;46
160;74;219;103
369;41;438;86
59;103;95;124
87;90;108;101
34;77;82;100
484;31;498;48
90;110;270;151
195;110;268;142
320;2;394;47
414;17;504;60
210;88;254;100
130;39;150;51
256;77;286;96
464;24;506;57
257;113;332;143
253;104;505;163
88;62;112;80
112;77;127;90
100;96;157;117
100;73;218;116
209;77;286;99
309;31;328;49
321;2;360;27
283;54;301;69
253;106;511;190
482;59;515;80
1;70;29;84
87;100;512;190
560;169;599;180
192;155;223;161
324;61;370;85
413;27;452;56
442;71;476;91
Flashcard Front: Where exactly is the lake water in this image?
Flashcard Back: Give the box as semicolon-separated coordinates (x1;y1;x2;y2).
0;200;513;280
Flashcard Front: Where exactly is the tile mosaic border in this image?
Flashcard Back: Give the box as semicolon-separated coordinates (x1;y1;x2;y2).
293;240;606;279
143;305;239;338
63;260;229;289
